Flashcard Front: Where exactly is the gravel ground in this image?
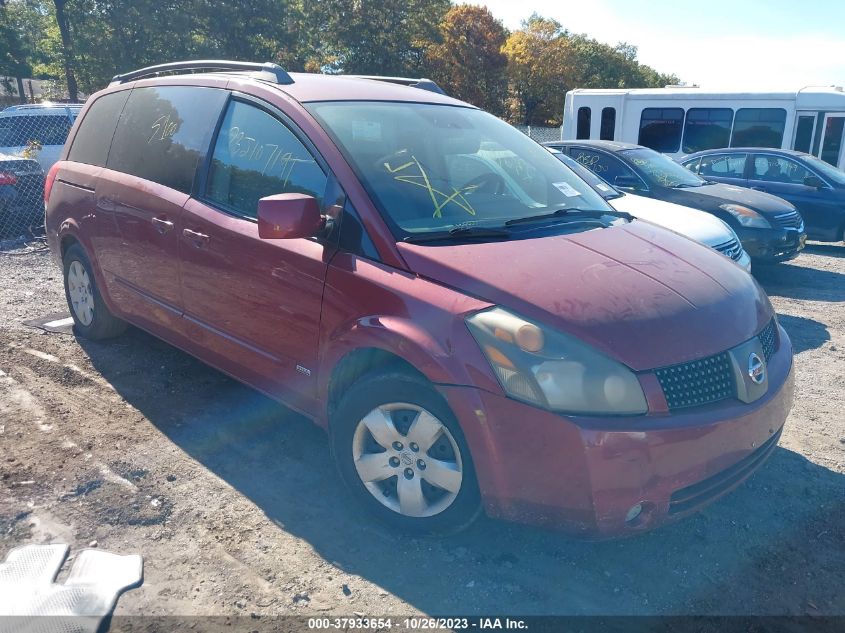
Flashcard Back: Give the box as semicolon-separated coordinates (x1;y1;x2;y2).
0;241;843;621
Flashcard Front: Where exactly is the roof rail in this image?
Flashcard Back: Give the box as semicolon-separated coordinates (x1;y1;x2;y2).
110;60;294;86
348;75;445;95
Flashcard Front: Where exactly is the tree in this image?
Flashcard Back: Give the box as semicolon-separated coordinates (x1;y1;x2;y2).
52;0;77;100
502;15;576;126
569;36;678;89
424;5;508;115
301;0;450;75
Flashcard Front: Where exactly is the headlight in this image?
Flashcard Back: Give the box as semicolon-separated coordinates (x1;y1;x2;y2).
719;203;771;229
466;307;648;415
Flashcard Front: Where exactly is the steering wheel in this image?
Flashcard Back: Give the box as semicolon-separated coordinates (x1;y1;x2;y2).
462;172;506;196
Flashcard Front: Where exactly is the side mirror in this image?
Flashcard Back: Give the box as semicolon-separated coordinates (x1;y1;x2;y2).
257;193;324;239
803;175;824;189
614;175;643;191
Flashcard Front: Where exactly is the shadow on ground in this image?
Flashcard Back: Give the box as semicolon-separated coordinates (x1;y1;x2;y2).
78;329;845;616
777;314;830;354
754;263;845;302
803;243;845;259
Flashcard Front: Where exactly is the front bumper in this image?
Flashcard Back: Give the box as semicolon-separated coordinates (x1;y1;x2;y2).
441;325;794;537
737;225;806;262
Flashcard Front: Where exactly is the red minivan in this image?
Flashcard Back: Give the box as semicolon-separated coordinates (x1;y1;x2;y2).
45;61;794;537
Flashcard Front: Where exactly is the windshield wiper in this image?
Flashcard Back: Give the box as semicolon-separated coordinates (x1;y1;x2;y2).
505;208;633;227
671;182;704;188
403;225;512;244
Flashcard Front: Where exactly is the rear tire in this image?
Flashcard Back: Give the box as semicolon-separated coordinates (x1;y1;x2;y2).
63;242;126;340
330;370;481;535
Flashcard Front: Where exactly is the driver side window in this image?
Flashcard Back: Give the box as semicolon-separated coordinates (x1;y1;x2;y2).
206;100;328;219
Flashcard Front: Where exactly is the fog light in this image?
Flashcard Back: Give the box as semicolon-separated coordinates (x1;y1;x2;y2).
625;503;643;523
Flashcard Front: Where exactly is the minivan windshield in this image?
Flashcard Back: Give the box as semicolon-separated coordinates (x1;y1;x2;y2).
306;102;615;238
622;147;706;188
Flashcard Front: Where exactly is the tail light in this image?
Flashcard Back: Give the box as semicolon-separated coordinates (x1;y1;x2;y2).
44;162;61;204
0;171;17;186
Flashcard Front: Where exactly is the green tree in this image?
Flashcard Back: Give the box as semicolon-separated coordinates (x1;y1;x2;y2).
301;0;450;75
425;4;508;115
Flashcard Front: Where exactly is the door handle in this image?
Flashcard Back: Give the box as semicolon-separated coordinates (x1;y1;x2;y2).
182;228;210;248
151;216;174;234
750;186;766;191
96;197;115;212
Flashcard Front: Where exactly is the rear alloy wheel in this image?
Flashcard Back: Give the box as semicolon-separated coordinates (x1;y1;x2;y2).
62;243;127;340
331;371;480;534
67;260;94;326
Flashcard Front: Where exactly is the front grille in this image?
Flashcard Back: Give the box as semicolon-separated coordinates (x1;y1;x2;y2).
655;352;735;410
759;318;777;362
668;427;782;515
654;318;777;411
713;236;743;262
771;211;803;230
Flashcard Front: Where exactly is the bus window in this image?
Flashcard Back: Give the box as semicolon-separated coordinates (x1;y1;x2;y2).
793;115;815;153
638;108;684;153
682;108;733;153
577;107;591;139
600;107;616;140
730;108;787;148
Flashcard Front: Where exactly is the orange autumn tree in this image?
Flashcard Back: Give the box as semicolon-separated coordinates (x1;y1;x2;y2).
424;5;508;116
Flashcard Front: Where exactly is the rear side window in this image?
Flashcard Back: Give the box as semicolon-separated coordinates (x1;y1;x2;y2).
0;114;73;147
698;153;746;178
67;92;130;167
107;86;228;193
206;100;327;219
638;107;684;153
730;108;787;148
682;108;733;153
792;115;815;153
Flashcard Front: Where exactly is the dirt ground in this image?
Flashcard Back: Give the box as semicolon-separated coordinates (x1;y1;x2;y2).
0;241;843;620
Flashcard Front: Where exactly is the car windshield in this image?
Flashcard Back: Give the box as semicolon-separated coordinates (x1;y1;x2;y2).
306;102;614;237
550;151;622;200
803;154;845;186
622;147;706;188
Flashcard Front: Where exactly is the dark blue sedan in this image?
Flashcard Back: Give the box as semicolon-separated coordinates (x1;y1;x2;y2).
681;148;845;242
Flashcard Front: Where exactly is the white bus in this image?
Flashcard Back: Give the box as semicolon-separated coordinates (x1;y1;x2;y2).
562;86;845;170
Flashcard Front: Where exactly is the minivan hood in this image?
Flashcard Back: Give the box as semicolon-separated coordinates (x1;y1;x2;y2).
668;183;795;216
609;193;734;248
397;221;772;371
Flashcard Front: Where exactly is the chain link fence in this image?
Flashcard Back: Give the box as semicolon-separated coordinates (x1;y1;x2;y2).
513;125;562;144
0;104;79;248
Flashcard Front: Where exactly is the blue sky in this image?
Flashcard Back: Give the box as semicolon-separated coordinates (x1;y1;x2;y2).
463;0;845;89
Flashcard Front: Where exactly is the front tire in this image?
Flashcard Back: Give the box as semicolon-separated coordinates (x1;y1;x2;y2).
330;370;481;535
63;242;126;340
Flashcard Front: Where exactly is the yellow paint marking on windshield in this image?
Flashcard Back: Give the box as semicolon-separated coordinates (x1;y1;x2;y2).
384;155;477;218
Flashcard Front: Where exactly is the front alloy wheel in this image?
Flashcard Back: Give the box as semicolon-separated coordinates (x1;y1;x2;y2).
352;403;463;518
331;370;480;534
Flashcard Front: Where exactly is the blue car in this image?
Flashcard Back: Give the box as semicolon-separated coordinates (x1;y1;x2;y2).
681;148;845;243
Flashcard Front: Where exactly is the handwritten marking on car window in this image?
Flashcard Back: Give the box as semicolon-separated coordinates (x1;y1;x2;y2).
384;155;477;218
225;126;317;186
149;114;178;143
575;153;607;173
631;157;673;186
